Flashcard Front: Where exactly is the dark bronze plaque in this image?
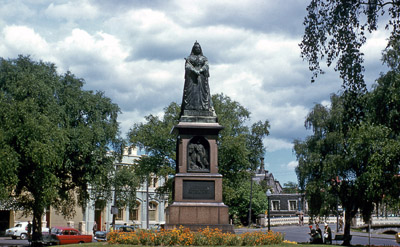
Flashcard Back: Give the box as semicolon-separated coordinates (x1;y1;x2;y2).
183;180;215;200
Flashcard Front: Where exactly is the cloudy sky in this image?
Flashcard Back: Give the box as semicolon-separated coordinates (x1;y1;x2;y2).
0;0;389;184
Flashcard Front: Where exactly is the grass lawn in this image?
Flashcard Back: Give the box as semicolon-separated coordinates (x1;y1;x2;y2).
61;244;329;247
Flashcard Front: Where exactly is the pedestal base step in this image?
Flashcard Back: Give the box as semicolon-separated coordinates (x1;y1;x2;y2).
164;223;234;233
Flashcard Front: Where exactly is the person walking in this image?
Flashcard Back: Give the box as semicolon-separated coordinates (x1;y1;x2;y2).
92;221;97;236
339;215;344;231
27;221;32;245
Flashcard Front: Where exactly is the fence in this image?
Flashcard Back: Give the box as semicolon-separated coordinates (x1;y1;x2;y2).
259;215;400;227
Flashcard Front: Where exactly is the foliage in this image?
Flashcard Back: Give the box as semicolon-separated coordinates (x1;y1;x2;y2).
213;93;270;175
300;0;400;91
295;42;400;246
113;165;140;209
224;180;268;225
212;94;270;225
107;226;284;246
0;56;123;240
282;182;299;194
128;102;180;201
128;93;270;223
295;91;400;244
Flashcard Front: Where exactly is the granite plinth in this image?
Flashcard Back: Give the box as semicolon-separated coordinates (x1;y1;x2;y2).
180;110;217;123
165;202;234;233
167;120;232;232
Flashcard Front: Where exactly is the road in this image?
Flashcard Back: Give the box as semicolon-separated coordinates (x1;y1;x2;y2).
235;224;399;246
0;237;27;247
1;224;398;246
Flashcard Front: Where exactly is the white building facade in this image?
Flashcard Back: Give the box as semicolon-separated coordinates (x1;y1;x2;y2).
83;147;168;233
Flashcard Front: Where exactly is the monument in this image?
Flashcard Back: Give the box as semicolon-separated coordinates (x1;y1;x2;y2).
165;42;233;232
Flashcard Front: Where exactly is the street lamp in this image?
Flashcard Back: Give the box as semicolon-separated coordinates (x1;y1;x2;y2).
298;197;301;211
266;189;271;231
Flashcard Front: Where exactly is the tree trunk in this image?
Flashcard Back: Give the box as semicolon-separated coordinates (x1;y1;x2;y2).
343;210;353;246
32;207;44;247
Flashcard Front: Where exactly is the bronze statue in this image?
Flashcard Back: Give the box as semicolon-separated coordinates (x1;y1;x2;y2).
188;142;210;172
181;41;213;112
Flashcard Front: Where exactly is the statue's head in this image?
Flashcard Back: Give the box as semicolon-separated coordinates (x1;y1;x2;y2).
191;41;203;55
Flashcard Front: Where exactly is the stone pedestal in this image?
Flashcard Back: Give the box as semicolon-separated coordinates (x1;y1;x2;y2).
165;122;233;232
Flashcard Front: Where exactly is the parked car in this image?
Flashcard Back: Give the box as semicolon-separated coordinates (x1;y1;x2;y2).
94;224;135;242
5;222;49;240
395;232;400;243
41;226;92;245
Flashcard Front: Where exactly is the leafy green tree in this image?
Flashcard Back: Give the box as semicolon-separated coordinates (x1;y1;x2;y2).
300;0;400;91
223;180;267;225
0;56;123;242
128;102;179;199
282;182;299;194
366;41;400;212
213;94;270;185
368;42;400;134
295;92;400;245
128;94;270;223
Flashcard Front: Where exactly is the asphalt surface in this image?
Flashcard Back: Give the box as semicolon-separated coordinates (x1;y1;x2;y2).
0;224;398;246
235;224;399;246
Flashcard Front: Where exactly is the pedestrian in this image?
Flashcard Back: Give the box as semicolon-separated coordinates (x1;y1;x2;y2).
27;221;32;241
324;223;332;244
339;215;344;231
299;214;304;226
92;221;97;236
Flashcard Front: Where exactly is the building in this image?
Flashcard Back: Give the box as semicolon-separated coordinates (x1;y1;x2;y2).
253;158;306;218
1;147;168;235
84;147;168;233
253;158;283;194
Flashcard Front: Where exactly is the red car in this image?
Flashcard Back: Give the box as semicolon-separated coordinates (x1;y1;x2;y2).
42;226;92;245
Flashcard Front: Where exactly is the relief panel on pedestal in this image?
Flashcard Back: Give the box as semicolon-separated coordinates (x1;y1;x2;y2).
187;136;210;173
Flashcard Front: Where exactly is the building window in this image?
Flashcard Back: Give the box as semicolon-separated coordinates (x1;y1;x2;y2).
129;202;140;221
152;177;158;187
149;177;158;188
116;207;124;220
149;202;158;221
271;200;280;211
289;200;297;211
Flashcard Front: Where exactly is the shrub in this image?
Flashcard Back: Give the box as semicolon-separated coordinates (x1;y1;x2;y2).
107;226;284;246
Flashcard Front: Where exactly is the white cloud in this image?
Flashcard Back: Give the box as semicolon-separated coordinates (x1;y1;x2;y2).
0;0;388;158
1;25;50;59
362;29;391;62
45;1;99;21
287;160;298;169
58;29;129;62
0;1;35;20
265;137;293;152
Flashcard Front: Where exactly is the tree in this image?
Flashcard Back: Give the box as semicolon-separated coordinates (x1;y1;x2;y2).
282;182;299;194
223;180;267;225
300;0;400;91
0;56;123;243
128;102;179;199
128;93;270;224
295;91;400;245
213;94;270;186
367;41;400;212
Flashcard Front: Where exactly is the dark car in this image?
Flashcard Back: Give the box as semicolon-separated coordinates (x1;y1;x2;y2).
94;224;135;242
